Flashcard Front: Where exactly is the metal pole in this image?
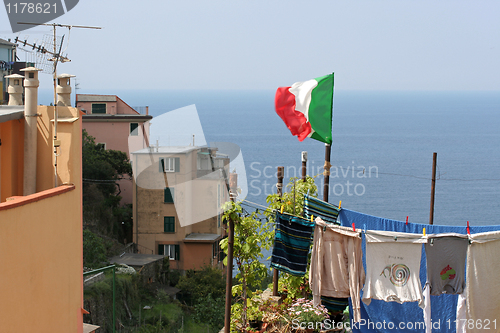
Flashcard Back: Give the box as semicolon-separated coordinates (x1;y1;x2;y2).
323;144;332;202
224;173;237;333
273;166;284;297
301;151;307;182
429;152;437;225
112;266;116;333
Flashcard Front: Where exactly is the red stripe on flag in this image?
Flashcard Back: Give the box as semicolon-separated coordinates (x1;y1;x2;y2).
275;86;312;141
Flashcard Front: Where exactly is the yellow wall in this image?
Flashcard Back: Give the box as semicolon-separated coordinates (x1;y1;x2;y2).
0;104;83;332
0;186;83;333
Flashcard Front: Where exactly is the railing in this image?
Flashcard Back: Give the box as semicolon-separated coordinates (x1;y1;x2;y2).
131;106;149;115
135;243;154;254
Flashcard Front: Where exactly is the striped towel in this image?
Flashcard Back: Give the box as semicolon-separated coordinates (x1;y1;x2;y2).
320;296;349;313
304;195;340;225
271;212;315;276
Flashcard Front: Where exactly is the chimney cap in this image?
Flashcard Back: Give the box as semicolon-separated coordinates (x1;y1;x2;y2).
57;73;76;79
20;67;42;72
5;74;25;79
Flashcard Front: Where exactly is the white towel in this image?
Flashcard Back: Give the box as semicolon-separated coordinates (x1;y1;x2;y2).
466;230;500;332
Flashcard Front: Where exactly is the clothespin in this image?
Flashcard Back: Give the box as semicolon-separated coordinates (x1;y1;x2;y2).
423;227;426;236
280;205;284;214
352;223;356;232
467;221;470;235
323;225;327;232
363;224;366;233
311;215;314;223
339;200;342;209
406;216;408;226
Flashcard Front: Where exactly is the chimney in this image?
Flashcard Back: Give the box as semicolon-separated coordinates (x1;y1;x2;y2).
5;74;24;106
20;67;41;196
56;73;75;106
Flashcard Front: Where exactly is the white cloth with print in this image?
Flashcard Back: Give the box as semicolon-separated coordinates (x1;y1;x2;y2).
466;230;500;332
362;230;426;308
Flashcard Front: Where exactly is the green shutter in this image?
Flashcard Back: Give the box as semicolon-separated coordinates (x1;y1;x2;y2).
130;123;139;135
164;188;174;203
175;244;180;260
158;244;164;255
92;103;106;114
164;216;175;233
159;158;164;172
175;158;180;172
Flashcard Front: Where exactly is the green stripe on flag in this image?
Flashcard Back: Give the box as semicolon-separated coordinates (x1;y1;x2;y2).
308;73;334;144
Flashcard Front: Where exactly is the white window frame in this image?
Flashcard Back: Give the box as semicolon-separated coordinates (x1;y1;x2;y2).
162;157;175;172
161;244;177;260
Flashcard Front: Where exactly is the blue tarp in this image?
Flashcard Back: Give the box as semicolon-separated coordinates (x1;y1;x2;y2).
338;208;500;333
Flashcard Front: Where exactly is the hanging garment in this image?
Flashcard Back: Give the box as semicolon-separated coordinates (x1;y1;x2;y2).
466;230;500;332
309;217;365;322
339;208;500;333
304;195;340;225
362;229;426;308
270;212;314;276
425;233;468;296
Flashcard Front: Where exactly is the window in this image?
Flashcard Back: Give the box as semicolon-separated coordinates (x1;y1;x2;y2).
96;143;106;150
158;244;180;260
92;103;106;114
14;79;19;85
197;153;210;170
164;187;174;203
130;123;139;136
29;73;34;79
164;216;175;233
213;158;225;169
160;157;180;173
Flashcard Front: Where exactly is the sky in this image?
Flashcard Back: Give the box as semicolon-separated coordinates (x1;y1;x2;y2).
1;0;499;91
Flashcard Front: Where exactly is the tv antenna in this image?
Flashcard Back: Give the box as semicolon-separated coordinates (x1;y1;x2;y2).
18;22;101;187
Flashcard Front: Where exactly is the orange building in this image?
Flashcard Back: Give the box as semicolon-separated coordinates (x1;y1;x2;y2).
132;145;229;271
76;94;152;205
0;69;92;332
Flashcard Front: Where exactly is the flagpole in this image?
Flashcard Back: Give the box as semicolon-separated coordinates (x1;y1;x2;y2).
323;143;331;202
323;73;334;202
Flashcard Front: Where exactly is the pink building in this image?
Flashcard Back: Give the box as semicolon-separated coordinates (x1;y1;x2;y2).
76;94;152;205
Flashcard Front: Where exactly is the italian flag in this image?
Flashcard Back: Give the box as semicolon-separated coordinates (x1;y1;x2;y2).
275;73;334;144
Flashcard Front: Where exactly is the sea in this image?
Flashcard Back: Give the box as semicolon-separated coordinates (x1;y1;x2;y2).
40;89;500;228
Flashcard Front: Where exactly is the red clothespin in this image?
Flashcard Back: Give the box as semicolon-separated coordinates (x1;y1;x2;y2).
467;221;470;235
352;223;356;232
406;216;408;225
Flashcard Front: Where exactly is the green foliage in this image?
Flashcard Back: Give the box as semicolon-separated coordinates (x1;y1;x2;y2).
192;293;225;331
82;130;133;242
82;129;131;199
220;201;274;331
83;229;108;268
176;265;226;306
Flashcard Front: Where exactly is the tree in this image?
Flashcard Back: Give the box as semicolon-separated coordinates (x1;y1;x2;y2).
83;229;107;268
220;176;319;332
220;202;274;331
82;130;133;240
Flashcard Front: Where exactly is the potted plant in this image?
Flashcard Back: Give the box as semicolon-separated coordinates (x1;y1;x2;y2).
286;298;329;333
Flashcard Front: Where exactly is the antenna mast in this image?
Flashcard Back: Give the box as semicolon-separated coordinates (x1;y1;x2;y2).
18;22;101;187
